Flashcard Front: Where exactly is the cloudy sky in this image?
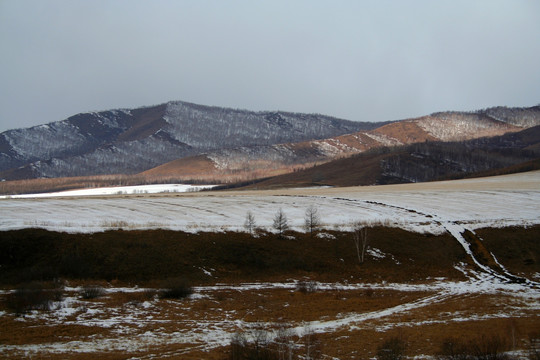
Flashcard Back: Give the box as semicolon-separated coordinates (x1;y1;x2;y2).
1;0;539;132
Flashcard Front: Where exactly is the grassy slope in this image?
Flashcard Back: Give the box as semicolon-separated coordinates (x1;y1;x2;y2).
2;226;539;286
477;226;540;278
0;227;467;285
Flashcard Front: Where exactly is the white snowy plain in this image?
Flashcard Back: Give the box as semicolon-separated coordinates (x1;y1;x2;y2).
1;171;538;234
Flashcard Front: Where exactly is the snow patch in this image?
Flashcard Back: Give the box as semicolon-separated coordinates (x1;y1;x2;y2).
0;184;216;199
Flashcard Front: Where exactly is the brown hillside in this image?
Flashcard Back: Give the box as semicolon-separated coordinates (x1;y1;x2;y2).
140;154;217;178
371;120;437;143
242;151;393;189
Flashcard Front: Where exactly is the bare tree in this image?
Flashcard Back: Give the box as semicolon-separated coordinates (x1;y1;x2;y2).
304;205;321;237
275;325;295;360
303;325;322;360
244;211;256;235
353;222;369;264
273;208;289;238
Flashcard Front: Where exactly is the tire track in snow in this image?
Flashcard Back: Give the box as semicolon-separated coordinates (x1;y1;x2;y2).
331;196;539;287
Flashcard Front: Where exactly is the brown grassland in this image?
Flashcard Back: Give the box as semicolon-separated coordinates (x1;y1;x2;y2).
0;225;539;359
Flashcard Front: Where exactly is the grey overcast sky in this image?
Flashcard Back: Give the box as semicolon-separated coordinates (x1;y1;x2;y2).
1;0;539;132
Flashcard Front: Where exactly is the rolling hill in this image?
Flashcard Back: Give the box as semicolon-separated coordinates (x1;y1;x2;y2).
240;125;540;189
140;106;540;184
1;102;539;187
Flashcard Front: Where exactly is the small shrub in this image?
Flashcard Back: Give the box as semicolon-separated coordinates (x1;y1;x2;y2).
5;281;63;314
159;278;193;299
296;280;317;294
438;335;513;360
80;285;105;299
439;337;469;360
229;329;280;360
468;334;509;360
377;336;407;360
529;335;540;360
363;287;375;298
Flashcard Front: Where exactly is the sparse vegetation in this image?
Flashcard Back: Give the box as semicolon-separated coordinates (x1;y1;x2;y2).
377;336;407;360
0;225;538;358
4;281;63;314
159;278;193;299
79;285;105;299
4;226;532;286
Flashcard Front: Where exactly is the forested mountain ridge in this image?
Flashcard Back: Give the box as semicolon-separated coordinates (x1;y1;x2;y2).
140;105;540;183
243;124;540;189
0;101;372;180
1;102;539;182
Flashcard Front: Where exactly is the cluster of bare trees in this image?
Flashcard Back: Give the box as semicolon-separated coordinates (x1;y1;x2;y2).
230;323;322;360
244;207;371;265
244;206;322;239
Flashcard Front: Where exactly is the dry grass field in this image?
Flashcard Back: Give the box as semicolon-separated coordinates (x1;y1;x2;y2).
0;278;538;359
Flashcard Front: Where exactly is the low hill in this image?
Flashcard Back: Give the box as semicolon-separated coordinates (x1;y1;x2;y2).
240;125;540;189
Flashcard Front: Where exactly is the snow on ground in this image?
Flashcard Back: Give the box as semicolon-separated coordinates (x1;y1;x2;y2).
0;183;216;199
0;171;538;234
1;278;538;357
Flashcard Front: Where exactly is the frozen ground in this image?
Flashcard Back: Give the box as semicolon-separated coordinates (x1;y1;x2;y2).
0;171;538;234
1;276;538;358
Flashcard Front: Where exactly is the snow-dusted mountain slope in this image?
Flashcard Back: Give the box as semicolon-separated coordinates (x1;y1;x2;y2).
0;101;372;180
1;102;539;181
140;106;540;183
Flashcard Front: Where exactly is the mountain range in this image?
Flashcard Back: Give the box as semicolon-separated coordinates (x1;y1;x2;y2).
142;106;540;184
1;101;539;188
0;101;374;180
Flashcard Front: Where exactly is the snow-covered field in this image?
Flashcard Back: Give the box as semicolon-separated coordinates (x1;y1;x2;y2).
0;183;216;199
1;171;539;234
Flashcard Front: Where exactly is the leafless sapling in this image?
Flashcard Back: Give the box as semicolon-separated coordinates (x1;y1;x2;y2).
353;222;369;264
273;208;289;238
304;205;321;237
244;211;256;235
303;325;322;360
